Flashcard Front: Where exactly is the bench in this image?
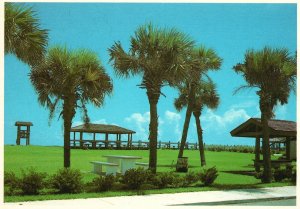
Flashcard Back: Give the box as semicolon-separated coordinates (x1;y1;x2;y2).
90;161;119;175
135;162;148;169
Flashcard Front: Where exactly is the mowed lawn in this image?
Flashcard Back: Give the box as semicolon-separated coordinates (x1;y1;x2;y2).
4;145;271;185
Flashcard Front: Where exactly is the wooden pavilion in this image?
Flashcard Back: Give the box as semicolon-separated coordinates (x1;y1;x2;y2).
15;121;33;145
70;123;136;149
230;118;296;171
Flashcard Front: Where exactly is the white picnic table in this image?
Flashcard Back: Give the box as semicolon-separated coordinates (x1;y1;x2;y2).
103;155;142;174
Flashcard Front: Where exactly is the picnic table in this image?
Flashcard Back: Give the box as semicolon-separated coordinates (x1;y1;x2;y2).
103;155;142;174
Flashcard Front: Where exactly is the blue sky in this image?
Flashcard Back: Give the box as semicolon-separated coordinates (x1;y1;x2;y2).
4;3;297;146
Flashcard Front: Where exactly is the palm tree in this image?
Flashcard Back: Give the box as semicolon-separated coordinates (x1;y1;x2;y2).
5;3;48;66
30;46;113;168
109;23;194;173
176;46;222;169
175;79;219;166
233;47;296;183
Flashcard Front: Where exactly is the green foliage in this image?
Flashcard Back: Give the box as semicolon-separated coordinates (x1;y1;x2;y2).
151;172;177;188
19;168;47;195
50;168;83;194
183;171;200;186
205;145;255;153
273;169;287;182
5;3;48;65
291;169;296;184
199;166;218;186
121;168;152;190
90;174;116;192
4;171;20;196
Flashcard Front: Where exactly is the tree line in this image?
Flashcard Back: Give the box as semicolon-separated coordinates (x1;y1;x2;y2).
5;3;296;183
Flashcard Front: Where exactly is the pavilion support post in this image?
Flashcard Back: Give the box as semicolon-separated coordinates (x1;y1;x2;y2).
286;137;291;160
255;137;261;172
73;132;76;147
16;126;21;145
26;126;30;145
116;134;121;149
127;134;130;149
80;132;83;148
92;133;96;149
105;133;109;148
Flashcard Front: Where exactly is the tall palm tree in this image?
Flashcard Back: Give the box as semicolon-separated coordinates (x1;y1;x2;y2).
233;47;296;183
5;3;48;66
109;23;194;173
176;46;222;169
30;46;113;168
175;79;219;166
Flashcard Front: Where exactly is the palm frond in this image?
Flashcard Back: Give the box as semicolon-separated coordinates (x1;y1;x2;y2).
5;3;48;66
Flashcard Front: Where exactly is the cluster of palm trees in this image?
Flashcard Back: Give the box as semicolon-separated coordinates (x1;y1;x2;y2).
5;3;296;183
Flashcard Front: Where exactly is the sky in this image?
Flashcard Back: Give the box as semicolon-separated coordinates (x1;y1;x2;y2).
3;2;297;147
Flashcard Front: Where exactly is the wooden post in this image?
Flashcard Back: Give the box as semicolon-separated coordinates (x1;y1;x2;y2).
105;133;109;148
286;137;291;160
255;137;261;172
80;132;83;148
26;125;30;145
92;133;96;149
16;126;21;145
73;132;76;147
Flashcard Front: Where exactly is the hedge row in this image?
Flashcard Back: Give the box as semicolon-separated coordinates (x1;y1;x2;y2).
4;167;219;196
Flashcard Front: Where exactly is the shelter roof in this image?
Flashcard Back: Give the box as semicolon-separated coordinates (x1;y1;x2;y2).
71;123;135;134
15;121;33;126
230;118;296;138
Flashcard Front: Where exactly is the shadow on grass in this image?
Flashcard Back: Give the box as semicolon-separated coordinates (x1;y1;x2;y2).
157;164;198;169
222;170;256;177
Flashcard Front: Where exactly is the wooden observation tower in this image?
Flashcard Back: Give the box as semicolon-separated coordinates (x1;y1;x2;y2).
15;121;33;145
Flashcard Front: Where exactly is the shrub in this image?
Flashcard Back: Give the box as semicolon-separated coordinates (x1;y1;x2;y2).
273;169;287;182
121;168;151;190
183;171;200;186
199;166;218;186
254;171;263;179
170;173;185;188
19;168;47;195
291;169;296;184
4;171;20;195
91;174;115;192
50;168;83;194
152;172;176;189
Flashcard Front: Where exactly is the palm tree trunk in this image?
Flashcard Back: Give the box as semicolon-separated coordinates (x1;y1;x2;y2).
261;112;272;183
193;111;206;166
178;83;195;158
147;91;160;173
259;94;272;183
63;96;76;168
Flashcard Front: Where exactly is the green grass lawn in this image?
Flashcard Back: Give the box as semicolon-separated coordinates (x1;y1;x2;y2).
4;145;295;202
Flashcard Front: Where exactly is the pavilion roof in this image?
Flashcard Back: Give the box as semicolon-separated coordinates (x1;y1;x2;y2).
230;118;296;138
71;123;135;134
15;121;33;126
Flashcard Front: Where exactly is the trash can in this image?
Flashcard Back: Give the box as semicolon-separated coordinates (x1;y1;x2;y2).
176;157;188;172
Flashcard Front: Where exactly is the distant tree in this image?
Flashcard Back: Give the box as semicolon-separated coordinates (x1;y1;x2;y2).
233;47;296;183
109;23;194;173
30;46;113;168
175;46;222;170
175;79;220;166
5;3;48;66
